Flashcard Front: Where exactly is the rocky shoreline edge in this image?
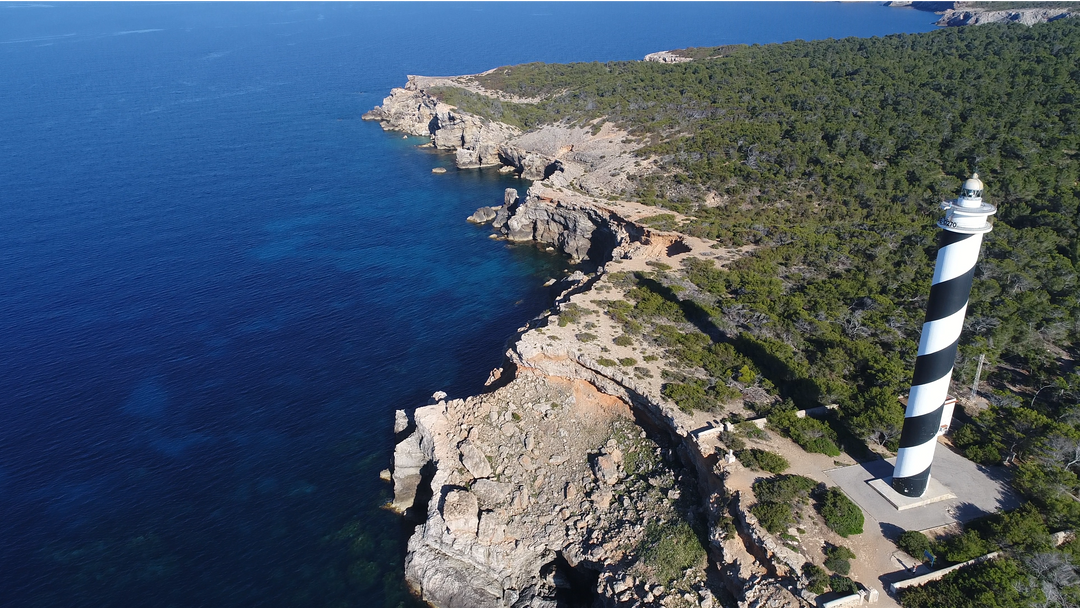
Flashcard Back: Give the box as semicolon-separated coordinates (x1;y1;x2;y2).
363;79;829;608
933;5;1075;27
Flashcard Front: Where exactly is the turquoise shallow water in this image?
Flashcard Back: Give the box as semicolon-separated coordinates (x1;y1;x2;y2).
0;3;935;606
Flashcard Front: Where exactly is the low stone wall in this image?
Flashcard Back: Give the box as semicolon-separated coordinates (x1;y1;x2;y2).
888;552;1000;594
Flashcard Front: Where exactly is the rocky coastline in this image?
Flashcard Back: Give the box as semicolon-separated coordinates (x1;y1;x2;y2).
365;78;820;608
933;6;1074;27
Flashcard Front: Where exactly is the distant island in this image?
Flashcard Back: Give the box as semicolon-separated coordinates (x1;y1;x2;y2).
368;16;1080;608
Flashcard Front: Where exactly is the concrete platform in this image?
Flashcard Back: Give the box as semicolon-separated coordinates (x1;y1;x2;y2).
826;441;1020;532
868;477;955;511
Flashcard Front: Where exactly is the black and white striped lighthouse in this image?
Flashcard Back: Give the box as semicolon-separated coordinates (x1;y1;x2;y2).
892;174;996;497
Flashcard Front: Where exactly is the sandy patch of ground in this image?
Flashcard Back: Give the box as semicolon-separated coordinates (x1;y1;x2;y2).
704;429;905;607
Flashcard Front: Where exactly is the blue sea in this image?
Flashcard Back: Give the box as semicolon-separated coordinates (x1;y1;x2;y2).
0;3;935;607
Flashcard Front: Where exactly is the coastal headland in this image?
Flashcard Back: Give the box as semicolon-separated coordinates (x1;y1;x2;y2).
365;76;811;608
364;15;1080;608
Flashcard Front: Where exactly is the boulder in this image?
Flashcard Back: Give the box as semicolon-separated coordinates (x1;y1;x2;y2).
392;429;427;512
460;441;493;479
467;206;499;224
394;409;409;434
442;489;479;536
592;453;620;485
471;479;512;508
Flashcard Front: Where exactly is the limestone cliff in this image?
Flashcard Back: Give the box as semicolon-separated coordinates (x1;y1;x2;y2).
362;76;519;168
386;186;808;607
374;76;815;608
934;7;1074;27
363;77;645;197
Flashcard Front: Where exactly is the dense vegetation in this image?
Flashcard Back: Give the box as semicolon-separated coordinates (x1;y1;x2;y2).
444;19;1080;604
735;448;789;474
750;474;818;533
897;505;1080;607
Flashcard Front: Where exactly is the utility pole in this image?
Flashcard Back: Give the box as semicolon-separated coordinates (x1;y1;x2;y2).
970;353;985;401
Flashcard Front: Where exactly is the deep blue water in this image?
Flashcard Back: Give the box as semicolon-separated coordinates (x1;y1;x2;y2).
0;3;935;607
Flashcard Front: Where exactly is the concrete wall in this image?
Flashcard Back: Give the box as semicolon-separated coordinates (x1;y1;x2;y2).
888;552;1000;594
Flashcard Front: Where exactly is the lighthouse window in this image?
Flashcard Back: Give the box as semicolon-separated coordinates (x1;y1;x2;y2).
962;188;981;198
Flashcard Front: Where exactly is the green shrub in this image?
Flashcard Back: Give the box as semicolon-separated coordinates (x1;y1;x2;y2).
619;357;637;366
751;501;794;534
719;431;746;452
753;474;817;504
768;410;841;456
898;556;1028;608
596;357;618;367
613;335;634;347
802;563;828;594
736;448;789;474
819;488;863;537
824;555;850;575
829;574;857;595
938;529;993;564
824;544;855;575
640;520;706;584
898;530;932;559
576;332;597;342
661;380;733;413
751;474;817;533
558;303;587;326
737;421;769;440
804;436;842;457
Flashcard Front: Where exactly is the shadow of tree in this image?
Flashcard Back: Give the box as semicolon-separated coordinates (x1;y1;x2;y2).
880;521;905;543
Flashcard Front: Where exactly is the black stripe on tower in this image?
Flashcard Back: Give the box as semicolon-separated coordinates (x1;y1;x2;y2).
924;266;977;323
911;341;960;387
939;230;977;247
897;404;944;449
892;466;931;496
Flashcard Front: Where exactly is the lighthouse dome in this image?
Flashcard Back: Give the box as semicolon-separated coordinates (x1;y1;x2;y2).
961;173;983;199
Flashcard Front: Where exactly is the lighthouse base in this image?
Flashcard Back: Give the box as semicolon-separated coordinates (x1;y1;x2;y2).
826;447;1019;531
869;477;955;511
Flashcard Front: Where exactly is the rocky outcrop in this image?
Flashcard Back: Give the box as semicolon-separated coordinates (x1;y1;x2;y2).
501;187;622;263
392;408;433;515
363;77;519;168
473;185;656;265
935;7;1074;27
376;71;815;608
467;206;500;224
365;76;642;197
391;318;809;608
393;372;724;608
643;51;692;64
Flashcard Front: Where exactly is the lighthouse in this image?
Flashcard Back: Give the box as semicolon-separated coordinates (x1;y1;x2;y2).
892;174;996;497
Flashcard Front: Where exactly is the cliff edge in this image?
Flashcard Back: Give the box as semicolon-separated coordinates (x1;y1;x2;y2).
933;5;1075;26
367;76;844;608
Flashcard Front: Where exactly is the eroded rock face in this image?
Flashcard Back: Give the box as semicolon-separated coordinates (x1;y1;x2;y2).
392;425;428;513
365;77;641;196
391;372;723;608
363;79;518;168
936;7;1073;26
467;205;499;224
375;72;814;608
460;440;493;479
442;489;480;536
496;186;634;264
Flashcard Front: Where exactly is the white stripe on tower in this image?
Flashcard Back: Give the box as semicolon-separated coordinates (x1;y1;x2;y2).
892;175;995;497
